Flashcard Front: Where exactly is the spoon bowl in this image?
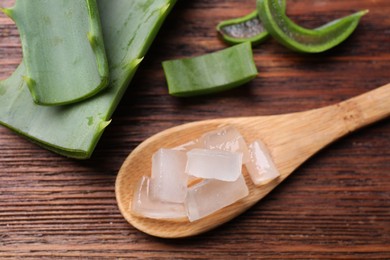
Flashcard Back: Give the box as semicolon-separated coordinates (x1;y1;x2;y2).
116;83;390;238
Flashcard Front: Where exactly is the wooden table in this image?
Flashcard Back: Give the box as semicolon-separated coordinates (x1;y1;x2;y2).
1;0;389;258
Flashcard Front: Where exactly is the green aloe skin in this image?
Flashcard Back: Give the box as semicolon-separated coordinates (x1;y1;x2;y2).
163;42;258;97
0;0;177;159
217;0;286;45
257;0;368;53
3;0;109;106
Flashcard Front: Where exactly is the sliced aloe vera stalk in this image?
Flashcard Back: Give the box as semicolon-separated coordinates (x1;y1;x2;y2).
162;42;258;97
257;0;368;53
216;0;286;45
0;0;177;159
3;0;109;106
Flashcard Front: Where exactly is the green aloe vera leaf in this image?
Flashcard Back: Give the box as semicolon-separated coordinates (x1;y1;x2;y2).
0;0;177;159
162;42;258;97
216;0;286;45
257;0;368;53
3;0;109;106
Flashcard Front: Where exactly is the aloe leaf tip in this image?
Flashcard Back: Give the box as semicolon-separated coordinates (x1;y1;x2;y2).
359;9;369;17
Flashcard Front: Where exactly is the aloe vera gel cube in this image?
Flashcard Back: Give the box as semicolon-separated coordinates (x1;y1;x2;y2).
185;175;249;222
246;140;280;185
132;176;187;219
186;148;243;182
200;126;250;163
151;148;188;203
131;126;281;222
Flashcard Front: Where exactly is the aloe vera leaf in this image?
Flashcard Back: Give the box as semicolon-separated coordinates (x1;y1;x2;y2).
257;0;368;53
162;42;258;97
216;0;286;45
3;0;109;106
0;0;177;159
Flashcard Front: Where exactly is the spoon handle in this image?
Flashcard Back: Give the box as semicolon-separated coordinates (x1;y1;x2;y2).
252;83;390;176
338;83;390;132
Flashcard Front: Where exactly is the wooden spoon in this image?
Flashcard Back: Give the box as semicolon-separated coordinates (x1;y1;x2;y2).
116;83;390;238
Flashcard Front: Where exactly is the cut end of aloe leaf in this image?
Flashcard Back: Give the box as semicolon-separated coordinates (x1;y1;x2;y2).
216;0;286;46
217;11;270;46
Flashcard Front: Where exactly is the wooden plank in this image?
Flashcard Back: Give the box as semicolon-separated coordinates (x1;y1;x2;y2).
0;0;389;258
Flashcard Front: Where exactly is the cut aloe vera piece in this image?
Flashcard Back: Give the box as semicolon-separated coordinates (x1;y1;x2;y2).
162;42;258;97
257;0;368;53
0;0;177;159
3;0;109;106
216;0;286;45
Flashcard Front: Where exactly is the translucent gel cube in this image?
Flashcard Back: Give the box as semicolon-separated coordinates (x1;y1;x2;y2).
245;140;280;185
200;126;250;163
151;148;188;203
186;148;243;181
185;175;249;222
131;176;187;219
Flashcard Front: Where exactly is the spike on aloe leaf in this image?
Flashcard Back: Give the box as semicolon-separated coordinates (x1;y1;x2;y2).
0;7;13;18
87;32;97;48
160;3;171;15
22;76;36;88
124;58;144;73
22;75;38;101
99;120;112;132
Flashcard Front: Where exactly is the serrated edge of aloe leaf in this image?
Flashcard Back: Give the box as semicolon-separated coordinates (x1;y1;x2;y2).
0;99;111;159
257;0;368;53
122;58;144;75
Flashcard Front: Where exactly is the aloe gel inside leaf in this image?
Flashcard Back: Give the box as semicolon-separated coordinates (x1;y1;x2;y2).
216;0;286;45
8;0;109;106
0;0;177;159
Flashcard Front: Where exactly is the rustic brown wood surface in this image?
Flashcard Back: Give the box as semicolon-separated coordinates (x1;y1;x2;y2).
0;0;389;258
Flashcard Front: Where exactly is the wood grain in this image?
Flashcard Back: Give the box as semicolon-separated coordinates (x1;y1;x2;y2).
1;0;389;258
